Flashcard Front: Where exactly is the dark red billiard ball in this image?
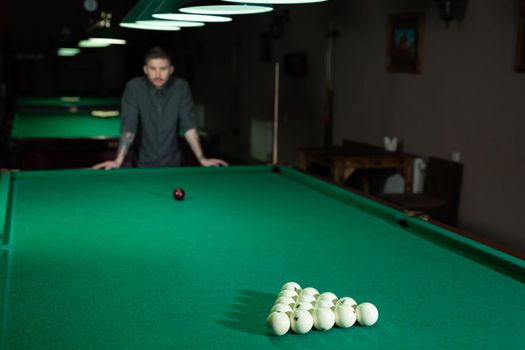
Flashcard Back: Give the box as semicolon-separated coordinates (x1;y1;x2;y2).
173;188;185;201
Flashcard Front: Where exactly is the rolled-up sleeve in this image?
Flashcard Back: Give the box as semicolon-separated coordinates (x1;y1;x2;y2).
120;82;140;134
178;80;197;132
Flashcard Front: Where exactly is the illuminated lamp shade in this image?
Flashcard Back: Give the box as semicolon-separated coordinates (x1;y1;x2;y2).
153;0;233;21
136;0;205;27
137;19;204;27
120;0;182;30
223;0;328;4
121;23;182;31
89;28;127;45
179;0;273;15
58;48;81;57
78;40;111;48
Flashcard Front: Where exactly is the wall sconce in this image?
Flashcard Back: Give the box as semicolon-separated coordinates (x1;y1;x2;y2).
435;0;469;28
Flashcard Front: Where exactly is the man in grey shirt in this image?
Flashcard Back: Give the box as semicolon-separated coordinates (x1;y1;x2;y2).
93;47;227;169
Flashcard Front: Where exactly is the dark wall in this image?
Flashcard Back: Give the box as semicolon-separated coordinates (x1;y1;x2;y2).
331;0;525;253
1;0;8;166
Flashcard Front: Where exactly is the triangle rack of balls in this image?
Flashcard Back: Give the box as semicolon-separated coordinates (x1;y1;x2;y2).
266;281;379;336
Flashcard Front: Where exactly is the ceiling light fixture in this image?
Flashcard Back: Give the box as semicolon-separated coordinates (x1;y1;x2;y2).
179;0;273;15
153;0;233;21
78;39;112;48
120;0;184;31
137;20;204;27
223;0;328;4
136;0;206;28
89;12;127;44
121;23;182;31
58;48;81;57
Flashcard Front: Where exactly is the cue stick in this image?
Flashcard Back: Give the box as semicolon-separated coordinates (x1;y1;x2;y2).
272;62;280;165
323;23;339;146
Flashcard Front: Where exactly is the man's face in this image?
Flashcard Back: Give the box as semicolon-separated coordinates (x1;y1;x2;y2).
143;58;174;88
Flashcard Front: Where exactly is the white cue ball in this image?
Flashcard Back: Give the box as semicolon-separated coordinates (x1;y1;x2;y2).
266;312;291;336
334;305;357;328
290;310;314;334
336;297;357;308
274;296;295;306
296;293;316;304
315;299;334;309
318;292;338;303
294;302;314;312
271;303;293;314
356;302;379;327
300;287;319;296
313;307;336;331
278;289;298;299
281;282;301;292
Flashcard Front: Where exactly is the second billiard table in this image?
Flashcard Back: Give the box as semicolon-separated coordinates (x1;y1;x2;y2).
9;111;120;169
0;166;524;349
16;96;121;112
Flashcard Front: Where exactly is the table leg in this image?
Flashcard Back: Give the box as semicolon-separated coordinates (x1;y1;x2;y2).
298;153;308;171
403;158;414;193
333;163;355;185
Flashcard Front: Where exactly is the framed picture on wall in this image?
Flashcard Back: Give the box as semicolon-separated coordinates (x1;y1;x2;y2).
516;3;525;72
387;13;424;74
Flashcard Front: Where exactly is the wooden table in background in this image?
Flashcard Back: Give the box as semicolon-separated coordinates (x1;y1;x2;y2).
299;145;414;193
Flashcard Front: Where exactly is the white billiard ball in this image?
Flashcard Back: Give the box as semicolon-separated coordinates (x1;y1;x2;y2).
313;307;335;331
281;282;301;292
318;292;338;302
356;302;379;327
290;310;314;334
266;311;291;336
296;293;316;304
294;302;314;312
274;296;295;306
271;303;293;314
278;289;298;299
336;297;357;308
300;287;319;296
334;305;357;328
315;299;334;309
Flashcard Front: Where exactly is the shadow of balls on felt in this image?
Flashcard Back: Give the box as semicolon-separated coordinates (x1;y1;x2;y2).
217;290;275;336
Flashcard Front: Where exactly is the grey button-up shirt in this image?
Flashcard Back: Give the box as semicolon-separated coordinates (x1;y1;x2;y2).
120;76;197;167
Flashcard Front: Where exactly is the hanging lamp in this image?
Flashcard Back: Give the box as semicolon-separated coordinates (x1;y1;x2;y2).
223;0;328;4
177;0;272;16
89;12;127;44
153;0;234;21
120;0;184;30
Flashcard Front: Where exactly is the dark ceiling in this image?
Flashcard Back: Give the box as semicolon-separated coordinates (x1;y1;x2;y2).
5;1;168;53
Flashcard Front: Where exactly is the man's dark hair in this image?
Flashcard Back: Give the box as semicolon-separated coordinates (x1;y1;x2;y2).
145;46;172;64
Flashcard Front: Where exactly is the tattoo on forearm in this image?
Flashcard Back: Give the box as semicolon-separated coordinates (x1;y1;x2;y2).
118;132;135;158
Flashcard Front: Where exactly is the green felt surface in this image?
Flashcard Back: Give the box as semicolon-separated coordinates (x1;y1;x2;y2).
17;97;121;108
10;112;206;140
11;112;121;139
0;166;524;349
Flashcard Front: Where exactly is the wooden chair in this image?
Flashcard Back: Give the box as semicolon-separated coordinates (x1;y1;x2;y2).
383;156;463;226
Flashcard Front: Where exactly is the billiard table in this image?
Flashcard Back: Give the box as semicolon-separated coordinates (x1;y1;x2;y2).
17;96;121;112
11;111;121;140
9;111;120;169
0;166;523;349
9;111;214;169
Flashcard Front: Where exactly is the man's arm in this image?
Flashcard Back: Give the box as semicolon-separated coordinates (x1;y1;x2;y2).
92;131;135;170
184;128;228;167
93;80;139;170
